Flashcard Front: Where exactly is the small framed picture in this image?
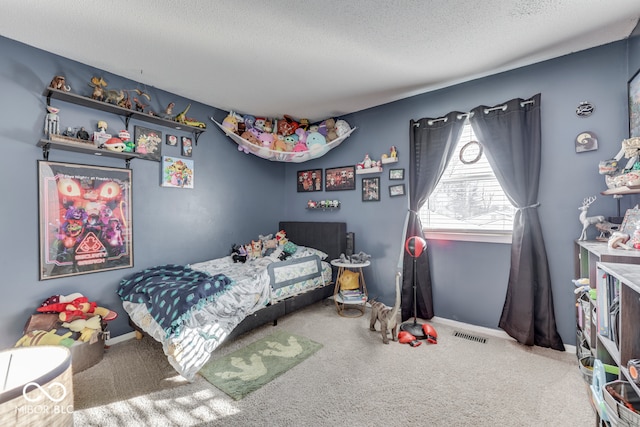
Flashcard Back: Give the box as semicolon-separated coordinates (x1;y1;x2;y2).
389;184;406;197
181;136;193;157
389;168;404;180
161;156;194;189
297;169;323;192
166;134;178;146
133;125;162;161
362;177;380;201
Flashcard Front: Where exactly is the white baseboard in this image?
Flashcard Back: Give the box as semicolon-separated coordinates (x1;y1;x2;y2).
106;331;136;346
431;316;576;353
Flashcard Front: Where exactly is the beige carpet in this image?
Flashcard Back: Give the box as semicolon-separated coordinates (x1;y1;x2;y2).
73;300;596;426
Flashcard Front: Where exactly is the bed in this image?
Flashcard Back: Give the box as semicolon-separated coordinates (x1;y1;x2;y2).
118;221;347;380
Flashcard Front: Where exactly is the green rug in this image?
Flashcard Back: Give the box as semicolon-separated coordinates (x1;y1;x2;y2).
199;330;323;400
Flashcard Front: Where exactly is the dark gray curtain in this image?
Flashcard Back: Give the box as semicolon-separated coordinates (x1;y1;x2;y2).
402;111;466;321
469;93;565;350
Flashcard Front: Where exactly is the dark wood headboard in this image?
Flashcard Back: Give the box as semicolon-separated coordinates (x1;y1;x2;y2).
279;221;346;262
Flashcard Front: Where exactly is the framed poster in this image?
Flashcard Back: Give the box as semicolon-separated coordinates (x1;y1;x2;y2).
630;68;640;137
325;165;356;191
389;184;406;197
161;156;194;189
182;136;193;157
38;161;133;280
297;169;322;192
362;177;380;201
133;125;162;161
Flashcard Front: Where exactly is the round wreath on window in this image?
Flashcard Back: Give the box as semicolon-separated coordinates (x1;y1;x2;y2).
459;140;483;164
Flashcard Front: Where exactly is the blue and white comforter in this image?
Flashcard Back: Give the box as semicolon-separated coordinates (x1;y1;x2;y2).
120;250;330;380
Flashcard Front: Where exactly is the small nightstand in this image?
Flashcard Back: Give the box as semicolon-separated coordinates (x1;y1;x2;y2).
330;259;370;317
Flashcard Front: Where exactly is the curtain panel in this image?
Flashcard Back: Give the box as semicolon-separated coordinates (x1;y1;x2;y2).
405;94;564;351
469;94;564;350
402;112;466;321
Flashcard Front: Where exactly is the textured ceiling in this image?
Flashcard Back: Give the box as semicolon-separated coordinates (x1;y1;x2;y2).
2;0;640;121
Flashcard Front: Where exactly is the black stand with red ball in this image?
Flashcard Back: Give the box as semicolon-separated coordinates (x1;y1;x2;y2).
399;236;427;339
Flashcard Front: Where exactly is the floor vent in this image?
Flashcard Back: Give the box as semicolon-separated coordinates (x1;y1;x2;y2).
453;331;487;344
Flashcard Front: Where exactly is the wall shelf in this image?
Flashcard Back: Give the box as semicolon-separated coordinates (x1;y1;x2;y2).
356;167;383;175
38;139;141;167
44;88;206;144
601;186;640;196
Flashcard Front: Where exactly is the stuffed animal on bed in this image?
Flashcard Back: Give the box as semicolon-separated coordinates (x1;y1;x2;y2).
278;241;298;261
250;240;263;258
231;244;248;263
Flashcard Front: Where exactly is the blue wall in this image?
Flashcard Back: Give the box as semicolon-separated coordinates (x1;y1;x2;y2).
0;36;285;348
282;37;638;346
1;30;638;349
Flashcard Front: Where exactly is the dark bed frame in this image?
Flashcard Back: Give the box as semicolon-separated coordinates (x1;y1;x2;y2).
227;221;347;340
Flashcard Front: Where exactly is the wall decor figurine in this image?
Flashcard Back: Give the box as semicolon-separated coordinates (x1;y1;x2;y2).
575;131;598;153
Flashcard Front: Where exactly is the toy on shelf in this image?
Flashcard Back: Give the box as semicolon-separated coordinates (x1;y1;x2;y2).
212;112;356;163
578;196;605;241
49;75;71;92
600;137;640;189
381;146;399;164
307;199;340;210
356;154;383;174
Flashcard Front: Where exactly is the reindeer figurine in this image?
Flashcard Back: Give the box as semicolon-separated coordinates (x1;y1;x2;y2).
579;196;605;240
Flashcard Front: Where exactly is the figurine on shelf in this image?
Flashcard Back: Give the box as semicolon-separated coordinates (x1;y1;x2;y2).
44;106;60;136
76;127;90;140
158;102;175;120
49;75;71;92
578;196;605;240
118;91;132;110
89;76;107;101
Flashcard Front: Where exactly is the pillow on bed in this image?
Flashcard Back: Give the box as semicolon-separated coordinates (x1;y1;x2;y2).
292;245;329;260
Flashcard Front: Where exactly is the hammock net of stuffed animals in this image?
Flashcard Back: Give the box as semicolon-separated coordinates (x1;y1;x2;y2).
211;114;356;163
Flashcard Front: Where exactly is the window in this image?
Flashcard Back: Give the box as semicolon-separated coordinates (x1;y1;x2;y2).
420;121;515;242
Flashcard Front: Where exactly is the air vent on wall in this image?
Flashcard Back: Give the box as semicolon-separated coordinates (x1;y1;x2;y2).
453;331;487;344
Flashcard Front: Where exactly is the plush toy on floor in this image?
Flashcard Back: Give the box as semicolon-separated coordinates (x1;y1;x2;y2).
369;272;401;344
62;316;103;342
15;329;75;347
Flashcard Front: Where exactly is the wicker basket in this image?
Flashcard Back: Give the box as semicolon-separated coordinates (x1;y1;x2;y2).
603;380;640;426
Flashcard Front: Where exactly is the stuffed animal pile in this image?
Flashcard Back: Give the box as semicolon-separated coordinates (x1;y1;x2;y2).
230;229;298;263
220;111;352;156
15;292;117;348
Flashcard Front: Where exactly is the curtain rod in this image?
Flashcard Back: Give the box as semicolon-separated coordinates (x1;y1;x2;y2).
413;98;535;127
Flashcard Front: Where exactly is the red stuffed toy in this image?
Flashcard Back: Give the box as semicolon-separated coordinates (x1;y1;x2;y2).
37;296;97;322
